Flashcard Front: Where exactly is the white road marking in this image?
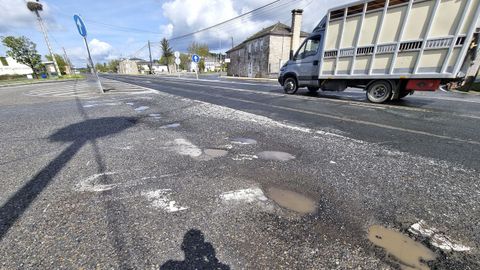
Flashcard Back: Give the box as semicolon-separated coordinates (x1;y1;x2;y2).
220;188;268;203
409;220;472;252
166;139;202;158
167;85;480;146
134;106;149;112
231;154;258;161
142;189;188;212
76;172;117;192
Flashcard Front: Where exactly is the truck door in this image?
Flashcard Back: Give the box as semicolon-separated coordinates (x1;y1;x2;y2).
292;35;322;86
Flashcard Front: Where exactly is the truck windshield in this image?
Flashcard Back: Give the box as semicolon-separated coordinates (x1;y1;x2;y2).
294;36;321;60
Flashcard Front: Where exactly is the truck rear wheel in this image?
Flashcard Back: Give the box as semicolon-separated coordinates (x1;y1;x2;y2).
366;80;392;103
283;77;298;94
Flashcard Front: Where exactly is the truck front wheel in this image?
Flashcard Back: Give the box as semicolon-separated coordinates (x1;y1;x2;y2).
366;80;392;103
283;77;298;94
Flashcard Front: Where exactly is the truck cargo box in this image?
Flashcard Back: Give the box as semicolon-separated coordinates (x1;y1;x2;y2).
319;0;480;79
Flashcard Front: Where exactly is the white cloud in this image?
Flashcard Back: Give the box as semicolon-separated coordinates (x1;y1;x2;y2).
159;0;352;51
67;38;116;65
0;0;61;33
89;38;113;57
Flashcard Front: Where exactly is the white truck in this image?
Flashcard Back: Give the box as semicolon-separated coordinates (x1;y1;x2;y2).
278;0;480;103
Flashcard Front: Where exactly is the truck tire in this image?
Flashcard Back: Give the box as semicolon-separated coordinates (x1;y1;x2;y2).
283;77;298;94
366;80;392;103
307;86;319;93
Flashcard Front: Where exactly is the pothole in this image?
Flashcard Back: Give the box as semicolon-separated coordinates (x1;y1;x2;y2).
231;138;257;145
265;187;316;214
204;149;228;158
258;151;295;161
368;225;436;270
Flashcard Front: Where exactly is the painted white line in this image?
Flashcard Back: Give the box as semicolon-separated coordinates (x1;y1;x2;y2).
165;139;202;158
220;188;268;202
106;77;480;145
154;77;435;113
134;106;150;112
76;172;117;192
142;189;188;212
409;220;472;252
231;154;258;161
163;84;480;146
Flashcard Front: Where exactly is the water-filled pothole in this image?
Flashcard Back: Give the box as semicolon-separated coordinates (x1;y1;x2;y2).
265;187;316;214
231;138;257;145
368;225;436;270
258;151;295;161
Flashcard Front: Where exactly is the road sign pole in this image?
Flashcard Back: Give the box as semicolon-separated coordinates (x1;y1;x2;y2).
83;37;103;93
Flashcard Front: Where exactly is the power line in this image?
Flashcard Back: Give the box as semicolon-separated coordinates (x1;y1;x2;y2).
168;0;283;41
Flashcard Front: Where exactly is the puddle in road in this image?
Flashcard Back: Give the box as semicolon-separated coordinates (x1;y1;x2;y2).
265;187;316;214
258;151;295;161
204;149;228;158
368;225;436;270
231;138;257;145
162;123;181;128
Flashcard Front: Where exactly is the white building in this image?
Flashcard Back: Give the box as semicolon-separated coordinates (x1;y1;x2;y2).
0;56;33;76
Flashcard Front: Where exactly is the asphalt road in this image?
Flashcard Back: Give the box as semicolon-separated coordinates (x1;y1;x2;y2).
0;75;479;269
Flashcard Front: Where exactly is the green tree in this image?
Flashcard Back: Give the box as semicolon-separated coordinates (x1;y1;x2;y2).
45;54;67;75
1;36;43;78
188;42;210;72
188;42;209;57
179;53;190;71
95;63;109;73
160;38;173;72
107;59;120;73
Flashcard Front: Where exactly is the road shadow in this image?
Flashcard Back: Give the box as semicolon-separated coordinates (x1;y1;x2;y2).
161;229;230;270
0;117;137;241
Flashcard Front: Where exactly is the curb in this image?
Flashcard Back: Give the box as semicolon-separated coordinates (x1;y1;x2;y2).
450;89;480;96
219;76;277;82
0;78;84;88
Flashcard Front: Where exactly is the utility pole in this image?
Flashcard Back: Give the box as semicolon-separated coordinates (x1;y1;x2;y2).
148;41;153;75
27;1;61;76
62;47;73;75
231;37;234;49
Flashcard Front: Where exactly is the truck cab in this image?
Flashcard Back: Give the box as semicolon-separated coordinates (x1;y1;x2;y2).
279;19;326;94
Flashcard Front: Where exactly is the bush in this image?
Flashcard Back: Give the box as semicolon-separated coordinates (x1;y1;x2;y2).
471;82;480;91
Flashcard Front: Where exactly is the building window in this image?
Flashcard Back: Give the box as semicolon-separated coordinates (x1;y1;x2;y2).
0;57;8;66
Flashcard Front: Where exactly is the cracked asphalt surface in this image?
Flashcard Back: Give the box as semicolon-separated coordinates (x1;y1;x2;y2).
0;75;479;269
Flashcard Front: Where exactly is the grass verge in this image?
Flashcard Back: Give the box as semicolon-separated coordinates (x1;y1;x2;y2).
0;75;85;86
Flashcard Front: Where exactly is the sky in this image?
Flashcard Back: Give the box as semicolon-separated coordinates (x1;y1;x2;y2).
0;0;351;66
0;0;351;67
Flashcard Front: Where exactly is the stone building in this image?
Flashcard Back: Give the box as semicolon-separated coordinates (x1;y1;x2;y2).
118;59;139;75
226;9;309;78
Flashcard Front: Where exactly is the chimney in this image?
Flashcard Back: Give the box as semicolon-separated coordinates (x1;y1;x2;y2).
290;9;303;60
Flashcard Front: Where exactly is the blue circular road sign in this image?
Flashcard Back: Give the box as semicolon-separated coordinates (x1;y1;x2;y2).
192;54;200;63
73;15;87;37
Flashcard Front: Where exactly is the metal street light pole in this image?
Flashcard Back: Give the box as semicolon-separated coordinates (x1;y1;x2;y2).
27;1;61;77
